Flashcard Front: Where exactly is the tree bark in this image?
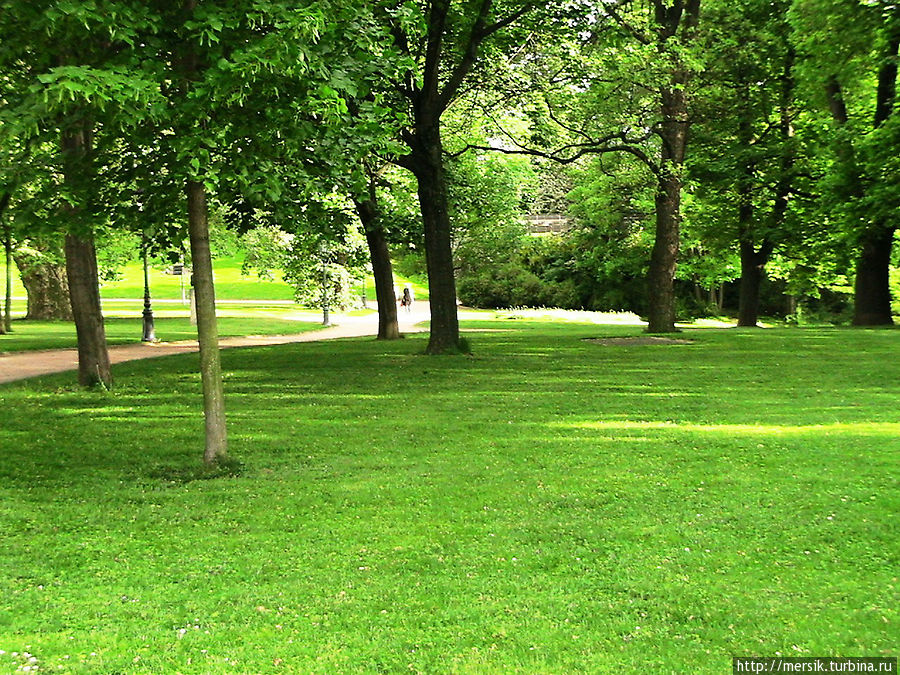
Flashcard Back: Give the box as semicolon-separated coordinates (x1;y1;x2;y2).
355;195;400;340
738;240;773;327
187;180;229;464
647;166;681;332
407;126;461;353
646;84;690;333
15;252;72;320
60;123;111;387
852;226;896;325
645;1;701;333
64;233;111;387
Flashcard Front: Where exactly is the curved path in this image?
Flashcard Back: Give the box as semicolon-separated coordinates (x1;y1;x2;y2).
0;305;435;385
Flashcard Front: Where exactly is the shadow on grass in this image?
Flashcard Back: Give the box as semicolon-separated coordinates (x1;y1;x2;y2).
147;456;245;484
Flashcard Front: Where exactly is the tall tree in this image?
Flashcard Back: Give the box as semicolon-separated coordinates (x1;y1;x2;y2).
792;0;899;325
689;0;806;327
605;0;703;332
457;1;703;331
354;166;401;340
380;0;540;353
0;1;164;386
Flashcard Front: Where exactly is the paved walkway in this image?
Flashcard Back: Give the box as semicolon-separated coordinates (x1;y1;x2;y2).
0;305;433;385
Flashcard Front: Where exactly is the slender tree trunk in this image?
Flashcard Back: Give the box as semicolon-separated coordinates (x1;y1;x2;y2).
187;180;228;464
853;226;895;325
60;123;110;387
408;126;461;353
64;233;111;387
3;226;11;333
355;196;400;340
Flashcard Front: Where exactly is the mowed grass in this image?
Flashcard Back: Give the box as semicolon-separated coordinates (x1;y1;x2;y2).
99;257;297;302
1;254;428;313
0;315;323;353
0;322;896;674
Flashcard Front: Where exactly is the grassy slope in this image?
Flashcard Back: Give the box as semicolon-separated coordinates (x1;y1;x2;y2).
1;255;428;310
0;322;896;673
99;256;297;302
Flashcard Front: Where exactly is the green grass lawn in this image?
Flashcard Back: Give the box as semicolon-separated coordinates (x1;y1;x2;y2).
0;322;896;673
99;256;297;302
0;316;323;353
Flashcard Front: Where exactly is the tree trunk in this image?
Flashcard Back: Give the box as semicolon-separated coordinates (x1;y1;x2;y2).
187;180;228;464
737;50;791;329
824;23;898;326
408;127;461;354
64;233;111;387
738;241;772;327
852;26;898;326
355;196;400;340
647;77;691;333
645;2;701;333
14;251;73;320
647;159;682;332
59;122;111;387
852;226;895;325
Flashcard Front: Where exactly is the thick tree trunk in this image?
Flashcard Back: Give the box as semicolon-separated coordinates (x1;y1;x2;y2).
737;240;772;327
355;196;400;340
852;27;898;326
408;128;461;354
645;2;700;333
14;252;72;320
824;24;898;326
852;226;895;325
647;168;681;332
187;180;228;464
64;233;111;387
646;75;691;333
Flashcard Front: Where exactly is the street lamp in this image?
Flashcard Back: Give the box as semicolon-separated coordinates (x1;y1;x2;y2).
320;244;331;327
141;245;156;342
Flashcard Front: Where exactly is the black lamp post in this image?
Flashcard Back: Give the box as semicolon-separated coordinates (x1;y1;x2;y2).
141;246;156;342
320;252;331;327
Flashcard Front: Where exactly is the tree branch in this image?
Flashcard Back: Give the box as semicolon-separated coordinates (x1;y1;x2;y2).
422;0;450;106
438;1;538;111
600;1;651;45
447;135;659;176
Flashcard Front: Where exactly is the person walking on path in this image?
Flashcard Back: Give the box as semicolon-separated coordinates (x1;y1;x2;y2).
400;285;414;313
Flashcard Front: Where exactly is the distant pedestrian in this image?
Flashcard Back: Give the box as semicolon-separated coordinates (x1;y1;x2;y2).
400;285;413;312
